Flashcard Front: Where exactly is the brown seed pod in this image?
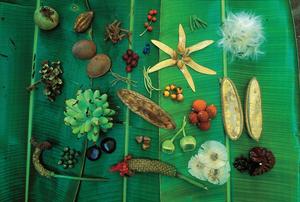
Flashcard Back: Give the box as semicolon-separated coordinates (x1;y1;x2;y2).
87;54;111;78
221;78;243;140
249;147;275;176
245;77;262;141
74;11;94;33
117;89;176;130
72;40;96;59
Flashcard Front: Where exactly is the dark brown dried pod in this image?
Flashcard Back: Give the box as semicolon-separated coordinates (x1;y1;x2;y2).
248;147;275;176
74;11;94;33
117;89;176;130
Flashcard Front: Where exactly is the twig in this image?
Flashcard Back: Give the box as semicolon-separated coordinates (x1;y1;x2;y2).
110;70;137;86
143;66;160;97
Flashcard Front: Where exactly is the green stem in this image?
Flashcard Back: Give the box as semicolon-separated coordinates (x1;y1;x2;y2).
85;0;91;11
170;116;187;141
53;174;108;182
176;173;208;190
72;139;88;202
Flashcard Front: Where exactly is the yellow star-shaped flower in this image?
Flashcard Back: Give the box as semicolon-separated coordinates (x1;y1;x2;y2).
149;24;216;92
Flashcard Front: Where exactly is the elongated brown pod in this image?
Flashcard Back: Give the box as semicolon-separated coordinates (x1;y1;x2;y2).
221;78;243;140
245;77;262;141
117;89;176;129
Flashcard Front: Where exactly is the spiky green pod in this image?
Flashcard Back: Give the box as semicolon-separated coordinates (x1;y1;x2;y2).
64;89;115;142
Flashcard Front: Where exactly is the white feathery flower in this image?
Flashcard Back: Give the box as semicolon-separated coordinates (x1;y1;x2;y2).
198;140;228;169
188;154;207;181
203;162;231;185
219;12;264;60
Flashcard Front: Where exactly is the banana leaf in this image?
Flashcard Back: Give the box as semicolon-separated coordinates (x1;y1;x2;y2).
0;0;299;202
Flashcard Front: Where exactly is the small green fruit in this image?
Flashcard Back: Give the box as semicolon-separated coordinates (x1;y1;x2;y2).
34;6;59;30
161;140;175;154
180;136;196;152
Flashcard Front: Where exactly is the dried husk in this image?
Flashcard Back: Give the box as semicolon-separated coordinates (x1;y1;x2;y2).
245;77;262;141
74;11;94;33
221;78;243;140
117;89;176;130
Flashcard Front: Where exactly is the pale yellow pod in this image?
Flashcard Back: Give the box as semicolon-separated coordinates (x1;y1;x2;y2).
245;77;262;141
221;78;244;140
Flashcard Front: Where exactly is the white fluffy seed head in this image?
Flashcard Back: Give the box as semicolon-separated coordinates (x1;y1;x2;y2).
219;12;265;60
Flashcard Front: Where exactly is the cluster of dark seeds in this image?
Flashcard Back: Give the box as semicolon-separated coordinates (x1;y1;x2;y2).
40;60;63;101
57;146;81;169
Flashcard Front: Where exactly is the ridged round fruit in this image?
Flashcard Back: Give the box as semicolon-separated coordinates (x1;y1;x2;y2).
87;54;111;78
198;121;211;131
206;104;217;118
72;40;96;59
192;100;207;112
197;111;209;122
189;112;198;124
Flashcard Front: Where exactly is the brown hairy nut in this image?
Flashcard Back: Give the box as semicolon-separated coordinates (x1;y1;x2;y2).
74;11;94;33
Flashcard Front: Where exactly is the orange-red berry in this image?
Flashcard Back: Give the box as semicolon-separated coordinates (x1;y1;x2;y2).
147;15;152;21
144;22;149;28
189;112;198;124
206;104;217;119
197;111;209;122
151;17;157;22
147;26;153;32
152;10;158;15
192;100;207;112
198;121;211;131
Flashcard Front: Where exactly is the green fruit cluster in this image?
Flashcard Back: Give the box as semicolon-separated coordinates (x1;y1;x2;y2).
57;147;80;169
64;89;116;142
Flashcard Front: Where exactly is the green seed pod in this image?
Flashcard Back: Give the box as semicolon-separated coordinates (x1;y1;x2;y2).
34;6;59;30
75;152;80;157
179;136;196;152
161;140;175;154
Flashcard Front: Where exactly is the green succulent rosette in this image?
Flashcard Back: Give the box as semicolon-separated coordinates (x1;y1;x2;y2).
64;89;116;142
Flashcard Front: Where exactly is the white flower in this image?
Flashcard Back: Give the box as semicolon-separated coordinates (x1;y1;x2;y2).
203;162;231;185
188;154;207;181
198;140;227;169
219;12;264;60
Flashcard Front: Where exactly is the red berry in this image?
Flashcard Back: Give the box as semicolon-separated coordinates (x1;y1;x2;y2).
127;49;133;56
147;15;152;21
126;66;132;72
189;112;198;124
147;26;153;32
198;121;211;131
151;17;157;22
131;60;137;67
148;10;154;15
126;58;132;65
206;104;217;119
192;100;207;112
144;22;149;28
197;111;209;122
152;9;158;15
132;53;139;60
122;54;129;60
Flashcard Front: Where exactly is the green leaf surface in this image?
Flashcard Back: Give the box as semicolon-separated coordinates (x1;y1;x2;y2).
0;0;299;202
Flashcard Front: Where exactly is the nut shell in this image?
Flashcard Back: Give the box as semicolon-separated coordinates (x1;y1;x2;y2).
72;40;96;59
87;54;111;78
74;11;94;33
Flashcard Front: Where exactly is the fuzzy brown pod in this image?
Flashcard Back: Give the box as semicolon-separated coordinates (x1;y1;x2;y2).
87;54;111;78
245;77;262;141
74;11;93;33
221;78;243;140
117;89;176;130
72;40;96;59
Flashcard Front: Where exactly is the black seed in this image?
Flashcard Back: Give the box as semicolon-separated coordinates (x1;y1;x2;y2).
86;145;101;161
100;137;116;154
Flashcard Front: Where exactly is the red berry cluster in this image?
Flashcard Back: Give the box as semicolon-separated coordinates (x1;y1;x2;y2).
188;100;217;131
140;9;158;36
122;49;139;73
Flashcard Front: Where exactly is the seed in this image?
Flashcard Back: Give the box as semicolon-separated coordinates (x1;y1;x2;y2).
126;58;132;65
198;121;211;131
176;94;184;101
72;40;96;60
189;112;198;124
147;26;153;32
87;54;111;78
163;91;170;97
176;87;183;94
69;149;75;155
68;164;74;169
147;15;152;21
148;10;155;15
197;111;209;122
127;49;133;56
170;84;176;90
68;160;73;165
64;147;70;152
206;104;217;119
144;22;149;28
122;54;129;60
126;66;132;73
165;85;171;91
131;60;137;67
151;17;157;22
63;164;68;169
136;136;144;144
170;94;177;100
57;160;63;165
192;100;207;112
152;10;158;15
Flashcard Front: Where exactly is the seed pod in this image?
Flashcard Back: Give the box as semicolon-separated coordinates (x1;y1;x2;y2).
117;89;176;129
245;77;262;141
74;11;94;33
221;78;243;140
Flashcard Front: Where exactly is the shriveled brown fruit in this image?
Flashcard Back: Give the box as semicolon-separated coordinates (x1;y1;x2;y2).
87;54;111;78
72;40;96;59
